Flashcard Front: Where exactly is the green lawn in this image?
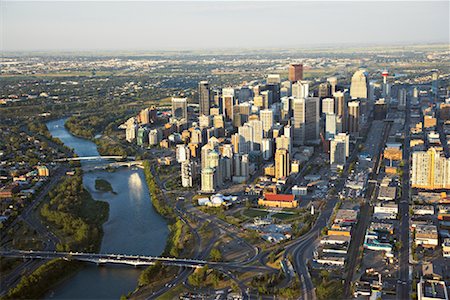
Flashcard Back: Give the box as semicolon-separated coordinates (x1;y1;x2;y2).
243;209;269;218
272;212;297;220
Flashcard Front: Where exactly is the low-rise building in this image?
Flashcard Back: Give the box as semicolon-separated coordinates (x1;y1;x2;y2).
413;205;435;215
334;209;358;224
258;193;298;208
377;186;397;201
320;235;351;245
417;278;448;300
374;202;398;215
442;238;450;258
415;225;439;248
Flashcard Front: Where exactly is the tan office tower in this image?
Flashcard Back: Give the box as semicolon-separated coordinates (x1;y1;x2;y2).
318;82;330;98
267;74;281;84
171;97;188;122
260;109;274;136
275;148;290;179
249;119;263;150
350;69;369;99
327;77;338;95
411;147;450;190
322;98;335;115
231;133;240;153
292;81;309;98
198;81;210;116
334;91;346;132
139;108;150;124
222;95;234;121
348;101;360;133
276;135;292;156
289;64;303;82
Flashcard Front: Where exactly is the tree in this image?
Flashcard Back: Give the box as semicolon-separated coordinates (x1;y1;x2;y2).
209;248;222;262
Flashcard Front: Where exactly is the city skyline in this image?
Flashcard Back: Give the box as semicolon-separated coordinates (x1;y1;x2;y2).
1;1;449;51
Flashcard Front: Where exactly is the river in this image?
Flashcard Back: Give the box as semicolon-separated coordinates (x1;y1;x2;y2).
45;118;169;299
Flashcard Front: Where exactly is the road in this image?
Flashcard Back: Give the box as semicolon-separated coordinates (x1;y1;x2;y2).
398;97;411;299
342;120;392;297
0;165;67;295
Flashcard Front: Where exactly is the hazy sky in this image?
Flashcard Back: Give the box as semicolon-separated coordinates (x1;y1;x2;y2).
1;1;449;51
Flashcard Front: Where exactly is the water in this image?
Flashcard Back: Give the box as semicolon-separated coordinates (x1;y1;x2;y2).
45;118;169;299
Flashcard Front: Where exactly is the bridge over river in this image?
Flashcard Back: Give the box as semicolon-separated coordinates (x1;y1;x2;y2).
0;250;270;272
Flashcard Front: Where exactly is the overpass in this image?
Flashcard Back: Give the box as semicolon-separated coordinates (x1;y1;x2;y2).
54;156;136;162
0;250;269;272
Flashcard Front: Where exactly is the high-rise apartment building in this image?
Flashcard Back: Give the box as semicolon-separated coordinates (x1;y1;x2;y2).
411;147;450;190
181;160;197;188
289;64;303;82
198;81;210;116
275;148;290;179
330;139;346;167
201;167;215;193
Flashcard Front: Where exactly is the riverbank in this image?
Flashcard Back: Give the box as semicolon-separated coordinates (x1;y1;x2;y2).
131;161;194;298
2;169;109;300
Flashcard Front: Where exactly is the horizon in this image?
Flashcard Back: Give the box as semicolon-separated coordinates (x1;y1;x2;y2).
1;1;449;52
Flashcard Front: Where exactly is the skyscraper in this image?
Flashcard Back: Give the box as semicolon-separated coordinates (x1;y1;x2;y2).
171;97;188;122
198;81;210;116
292;81;309;99
289;64;303;82
330;138;346;167
267;74;281;84
398;88;407;110
293;97;320;145
318;82;330;98
222;94;234;121
327;77;338;95
238;123;253;153
322;98;335;115
260;109;274;136
275;148;290;179
348;100;360;133
350;69;369;99
334;91;346;132
249;119;263;150
325;113;337;140
201;167;215;193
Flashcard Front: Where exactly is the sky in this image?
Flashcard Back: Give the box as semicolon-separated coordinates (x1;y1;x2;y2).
1;1;449;51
